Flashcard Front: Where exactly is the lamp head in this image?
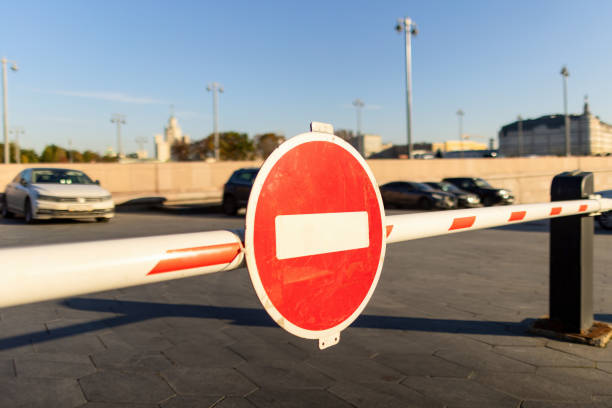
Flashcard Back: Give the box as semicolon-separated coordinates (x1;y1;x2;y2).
10;63;18;72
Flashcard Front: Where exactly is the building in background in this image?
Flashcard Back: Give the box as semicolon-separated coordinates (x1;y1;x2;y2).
155;115;190;162
432;139;488;154
349;134;392;158
498;100;612;156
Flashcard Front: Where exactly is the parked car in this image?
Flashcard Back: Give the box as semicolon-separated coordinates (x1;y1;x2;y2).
1;168;114;223
596;189;612;230
425;181;481;208
222;167;259;215
442;177;514;206
379;181;457;210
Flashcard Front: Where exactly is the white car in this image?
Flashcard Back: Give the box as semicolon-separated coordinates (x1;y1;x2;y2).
1;168;115;223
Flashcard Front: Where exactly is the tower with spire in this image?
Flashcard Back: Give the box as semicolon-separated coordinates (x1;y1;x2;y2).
155;107;190;162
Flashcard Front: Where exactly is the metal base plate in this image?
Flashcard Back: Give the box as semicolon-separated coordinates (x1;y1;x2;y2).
529;318;612;348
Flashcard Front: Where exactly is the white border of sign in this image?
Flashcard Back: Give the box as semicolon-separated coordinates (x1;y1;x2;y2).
245;131;387;346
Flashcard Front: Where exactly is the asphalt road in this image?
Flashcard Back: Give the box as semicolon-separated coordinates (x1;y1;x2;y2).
1;207;612;407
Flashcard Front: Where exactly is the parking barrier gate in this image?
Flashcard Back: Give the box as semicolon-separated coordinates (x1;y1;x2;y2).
1;123;611;348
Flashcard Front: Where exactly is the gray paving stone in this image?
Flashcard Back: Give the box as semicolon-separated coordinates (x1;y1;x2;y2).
435;345;535;372
328;381;444;408
546;340;612;362
374;353;474;378
466;332;547;347
247;388;354;408
106;329;174;351
15;352;96;378
0;377;85;407
597;362;612;374
236;360;333;389
161;367;257;397
521;401;612;408
160;395;223;407
494;346;595;368
228;340;308;363
79;370;175;404
305;355;404;383
401;376;520;408
475;372;591;401
537;367;612;397
164;341;245;368
33;333;107;355
78;403;159;408
92;349;174;372
0;358;14;377
212;397;257;408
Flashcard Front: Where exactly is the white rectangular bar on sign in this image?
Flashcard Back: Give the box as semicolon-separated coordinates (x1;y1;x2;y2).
275;211;369;260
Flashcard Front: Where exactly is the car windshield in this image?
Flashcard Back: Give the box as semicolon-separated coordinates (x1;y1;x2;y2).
32;169;95;185
474;178;492;188
414;183;435;192
438;182;462;193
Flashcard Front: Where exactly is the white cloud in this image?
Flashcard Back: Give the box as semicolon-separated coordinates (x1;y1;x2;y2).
41;89;164;104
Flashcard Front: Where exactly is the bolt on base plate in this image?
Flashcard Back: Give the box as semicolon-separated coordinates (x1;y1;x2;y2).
529;318;612;348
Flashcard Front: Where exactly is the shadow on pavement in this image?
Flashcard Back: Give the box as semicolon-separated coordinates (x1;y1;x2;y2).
0;297;560;351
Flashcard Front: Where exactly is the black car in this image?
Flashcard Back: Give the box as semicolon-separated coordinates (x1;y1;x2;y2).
442;177;514;206
425;181;481;208
379;181;457;210
222;168;259;215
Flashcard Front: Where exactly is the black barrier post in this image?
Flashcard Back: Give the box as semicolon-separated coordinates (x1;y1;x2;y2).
549;171;594;333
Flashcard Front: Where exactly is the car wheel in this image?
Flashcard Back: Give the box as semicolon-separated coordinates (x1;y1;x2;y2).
597;211;612;230
24;198;35;224
96;217;111;223
1;197;12;218
222;195;238;216
483;196;495;207
419;198;433;211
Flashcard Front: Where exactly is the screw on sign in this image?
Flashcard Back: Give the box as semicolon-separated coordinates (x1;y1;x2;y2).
244;122;386;349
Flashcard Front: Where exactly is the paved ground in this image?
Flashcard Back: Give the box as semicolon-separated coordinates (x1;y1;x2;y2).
1;207;612;407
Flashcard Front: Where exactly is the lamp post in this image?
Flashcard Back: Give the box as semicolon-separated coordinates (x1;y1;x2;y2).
110;114;126;159
207;82;223;161
9;126;24;164
352;98;365;156
395;17;418;159
456;109;464;158
2;57;18;164
517;115;523;157
561;66;570;156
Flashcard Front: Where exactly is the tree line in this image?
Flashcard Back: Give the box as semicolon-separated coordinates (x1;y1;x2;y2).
172;132;285;161
0;143;117;163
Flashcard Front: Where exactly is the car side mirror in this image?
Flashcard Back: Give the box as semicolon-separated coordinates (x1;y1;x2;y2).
95;180;100;185
20;179;28;187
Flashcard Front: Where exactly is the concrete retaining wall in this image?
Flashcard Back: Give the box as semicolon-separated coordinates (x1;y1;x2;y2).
1;156;611;204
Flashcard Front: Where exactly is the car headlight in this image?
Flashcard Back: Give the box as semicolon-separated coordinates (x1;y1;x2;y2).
467;195;479;203
431;193;443;200
497;190;508;196
37;194;60;202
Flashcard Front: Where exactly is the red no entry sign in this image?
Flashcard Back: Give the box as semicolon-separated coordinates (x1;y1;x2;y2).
245;128;386;348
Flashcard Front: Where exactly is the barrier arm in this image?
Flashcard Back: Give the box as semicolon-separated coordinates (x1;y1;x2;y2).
0;230;244;308
385;197;612;243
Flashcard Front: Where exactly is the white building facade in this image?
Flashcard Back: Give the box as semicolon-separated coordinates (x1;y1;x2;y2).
155;116;190;162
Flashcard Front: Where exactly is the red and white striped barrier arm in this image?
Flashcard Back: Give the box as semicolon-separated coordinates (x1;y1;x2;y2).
0;230;244;308
385;197;612;244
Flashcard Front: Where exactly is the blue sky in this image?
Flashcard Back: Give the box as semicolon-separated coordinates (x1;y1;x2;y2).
2;0;612;156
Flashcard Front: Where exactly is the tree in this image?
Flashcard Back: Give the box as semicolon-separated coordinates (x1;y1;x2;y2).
171;140;191;161
255;133;285;159
20;149;39;163
335;129;355;143
40;145;68;162
82;150;101;163
192;132;255;161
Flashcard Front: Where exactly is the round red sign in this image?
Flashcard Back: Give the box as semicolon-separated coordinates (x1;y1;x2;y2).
245;131;386;347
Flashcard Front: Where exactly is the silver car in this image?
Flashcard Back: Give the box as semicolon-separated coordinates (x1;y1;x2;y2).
2;168;115;224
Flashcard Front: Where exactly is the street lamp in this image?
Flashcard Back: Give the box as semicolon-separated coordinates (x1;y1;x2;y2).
9;126;24;164
352;98;365;156
560;66;570;156
2;57;18;164
517;115;523;157
110;114;126;158
456;109;464;158
395;17;418;159
206;82;223;161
